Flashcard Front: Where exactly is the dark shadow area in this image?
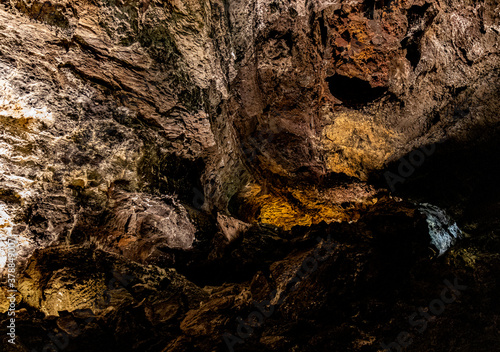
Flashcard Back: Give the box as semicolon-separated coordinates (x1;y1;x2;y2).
402;3;436;68
327;74;388;107
369;125;500;236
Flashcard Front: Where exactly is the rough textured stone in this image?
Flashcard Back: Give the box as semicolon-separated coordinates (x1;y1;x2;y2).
0;0;499;351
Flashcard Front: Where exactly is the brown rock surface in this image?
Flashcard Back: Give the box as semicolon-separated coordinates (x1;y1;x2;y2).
0;0;499;351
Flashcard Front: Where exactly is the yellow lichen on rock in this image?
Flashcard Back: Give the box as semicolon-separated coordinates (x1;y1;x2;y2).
241;183;379;231
0;97;53;133
0;286;22;314
19;268;109;316
321;111;400;179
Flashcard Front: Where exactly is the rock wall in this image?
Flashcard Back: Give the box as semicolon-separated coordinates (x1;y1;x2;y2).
0;0;499;254
0;0;499;351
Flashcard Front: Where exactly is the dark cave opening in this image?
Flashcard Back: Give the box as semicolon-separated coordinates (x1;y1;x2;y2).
402;35;422;68
364;0;394;19
402;3;436;68
407;3;431;25
364;0;377;19
318;15;328;48
327;74;388;107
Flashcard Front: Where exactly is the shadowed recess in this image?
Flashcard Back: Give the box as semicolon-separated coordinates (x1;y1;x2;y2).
327;74;387;107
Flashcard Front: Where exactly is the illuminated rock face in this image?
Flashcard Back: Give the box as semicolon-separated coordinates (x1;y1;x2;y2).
219;0;500;230
418;203;463;256
0;1;499;351
0;0;498;249
0;2;217;269
18;246;206;317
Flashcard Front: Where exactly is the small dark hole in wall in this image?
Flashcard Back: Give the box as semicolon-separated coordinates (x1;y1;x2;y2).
402;36;422;68
269;1;279;13
327;74;387;107
384;0;394;8
318;16;328;47
364;0;393;19
341;30;350;42
401;3;434;69
407;4;431;27
364;0;375;19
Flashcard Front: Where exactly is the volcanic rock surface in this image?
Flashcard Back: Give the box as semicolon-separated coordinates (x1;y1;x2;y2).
0;0;499;351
